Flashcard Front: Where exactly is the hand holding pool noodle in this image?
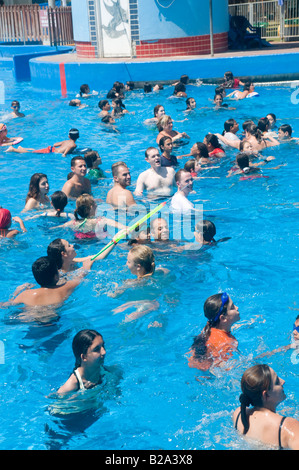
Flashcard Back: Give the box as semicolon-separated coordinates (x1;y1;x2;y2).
91;201;167;261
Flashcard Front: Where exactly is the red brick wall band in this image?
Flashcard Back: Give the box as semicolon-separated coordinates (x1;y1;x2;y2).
136;32;228;58
76;41;96;58
75;32;228;59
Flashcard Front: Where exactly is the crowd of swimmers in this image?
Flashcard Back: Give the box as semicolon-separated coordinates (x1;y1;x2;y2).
1;70;299;449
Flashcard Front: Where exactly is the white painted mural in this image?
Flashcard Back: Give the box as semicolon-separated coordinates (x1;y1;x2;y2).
99;0;131;57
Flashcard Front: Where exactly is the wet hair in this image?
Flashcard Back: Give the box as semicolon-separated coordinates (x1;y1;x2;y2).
154;104;164;117
214;93;224;104
111;161;128;178
112;97;126;115
145;146;159;159
158;135;172;150
101;115;113;123
239;364;272;434
222;118;236;135
70;155;85;168
242;120;255;131
195;220;216;242
144;83;152;93
84;150;100;169
72;329;103;369
51;191;68;217
79;84;90;96
98;99;109;109
11;100;20;107
191;293;230;360
192;142;209;159
236;153;250;170
184;159;196;172
239;139;251;151
257;117;270;133
47;238;65;270
25;173;48;203
180;74;189;84
204;133;223;150
69;100;79;107
245;124;263;143
267;112;276;123
215;86;226;96
69;128;79;141
173;82;186;95
74;194;96;220
32;256;58;287
175;168;190;184
279;124;292;136
243;82;253;92
186;97;195;109
126;81;134;90
129;244;155;275
106;88;117;99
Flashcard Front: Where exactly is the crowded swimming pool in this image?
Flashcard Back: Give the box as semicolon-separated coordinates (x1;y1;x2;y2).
0;67;299;450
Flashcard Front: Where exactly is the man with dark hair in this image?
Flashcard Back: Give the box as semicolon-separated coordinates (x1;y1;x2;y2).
170;169;195;213
6;128;80;156
7;256;93;307
61;156;91;199
134;147;175;197
106;162;136;208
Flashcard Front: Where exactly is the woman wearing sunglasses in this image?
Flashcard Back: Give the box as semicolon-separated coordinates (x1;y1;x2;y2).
188;292;240;371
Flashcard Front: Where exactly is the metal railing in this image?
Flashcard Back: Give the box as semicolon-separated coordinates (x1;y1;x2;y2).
229;0;299;40
0;5;73;46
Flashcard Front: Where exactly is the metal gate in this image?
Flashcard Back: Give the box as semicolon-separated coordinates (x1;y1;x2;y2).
229;0;299;41
0;5;73;45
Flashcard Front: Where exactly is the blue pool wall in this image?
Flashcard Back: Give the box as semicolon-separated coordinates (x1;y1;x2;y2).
0;45;73;81
0;44;299;95
29;51;299;95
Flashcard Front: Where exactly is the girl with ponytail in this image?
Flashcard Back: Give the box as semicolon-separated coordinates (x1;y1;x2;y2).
188;292;240;371
233;364;299;450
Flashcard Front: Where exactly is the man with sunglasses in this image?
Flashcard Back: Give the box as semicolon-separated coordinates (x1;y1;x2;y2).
10;100;25;118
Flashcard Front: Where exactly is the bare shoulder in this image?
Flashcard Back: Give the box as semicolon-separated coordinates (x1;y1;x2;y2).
283;417;299;450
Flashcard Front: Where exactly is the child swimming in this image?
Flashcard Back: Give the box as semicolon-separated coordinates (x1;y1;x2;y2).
188;292;240;371
57;329;106;394
55;193;126;240
0;208;26;238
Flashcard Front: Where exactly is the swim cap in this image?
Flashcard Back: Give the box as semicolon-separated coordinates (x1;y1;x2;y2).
0;208;11;229
69;128;79;139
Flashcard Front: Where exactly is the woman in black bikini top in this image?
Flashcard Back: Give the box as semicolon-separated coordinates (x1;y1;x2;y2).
233;364;299;450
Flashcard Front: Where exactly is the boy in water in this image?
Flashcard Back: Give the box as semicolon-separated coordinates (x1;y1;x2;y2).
10;100;25;118
5;128;80;156
4;256;94;307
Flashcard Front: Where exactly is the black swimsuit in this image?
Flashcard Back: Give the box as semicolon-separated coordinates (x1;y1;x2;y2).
235;411;286;450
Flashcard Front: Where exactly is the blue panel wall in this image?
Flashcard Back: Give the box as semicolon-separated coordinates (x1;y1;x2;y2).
30;52;299;95
138;0;229;40
71;0;90;43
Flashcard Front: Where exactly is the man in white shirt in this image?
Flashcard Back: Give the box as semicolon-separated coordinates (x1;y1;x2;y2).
134;147;176;197
170;169;194;213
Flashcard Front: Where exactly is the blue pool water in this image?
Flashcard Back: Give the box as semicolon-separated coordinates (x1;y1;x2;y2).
0;66;299;450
